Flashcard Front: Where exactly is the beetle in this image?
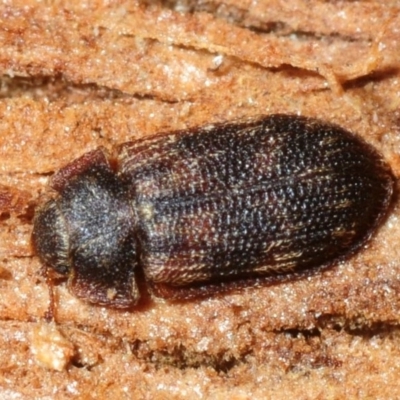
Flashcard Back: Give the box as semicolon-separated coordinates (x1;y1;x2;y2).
32;114;394;308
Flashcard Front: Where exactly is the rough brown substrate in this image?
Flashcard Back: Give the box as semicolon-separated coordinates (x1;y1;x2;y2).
1;1;400;399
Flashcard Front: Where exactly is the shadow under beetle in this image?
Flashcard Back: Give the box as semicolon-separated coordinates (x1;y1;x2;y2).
32;114;394;308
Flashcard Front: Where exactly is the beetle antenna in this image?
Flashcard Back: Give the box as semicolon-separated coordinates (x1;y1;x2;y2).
43;266;57;323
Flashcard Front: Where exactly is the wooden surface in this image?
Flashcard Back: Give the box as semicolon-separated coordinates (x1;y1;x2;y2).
1;1;400;398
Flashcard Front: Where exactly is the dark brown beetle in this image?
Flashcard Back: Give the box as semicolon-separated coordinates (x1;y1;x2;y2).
32;114;394;308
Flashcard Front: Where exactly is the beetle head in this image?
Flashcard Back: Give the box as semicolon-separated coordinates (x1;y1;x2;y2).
32;198;71;275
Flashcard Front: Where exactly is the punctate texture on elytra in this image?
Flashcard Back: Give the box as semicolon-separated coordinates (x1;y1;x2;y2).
32;114;394;308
